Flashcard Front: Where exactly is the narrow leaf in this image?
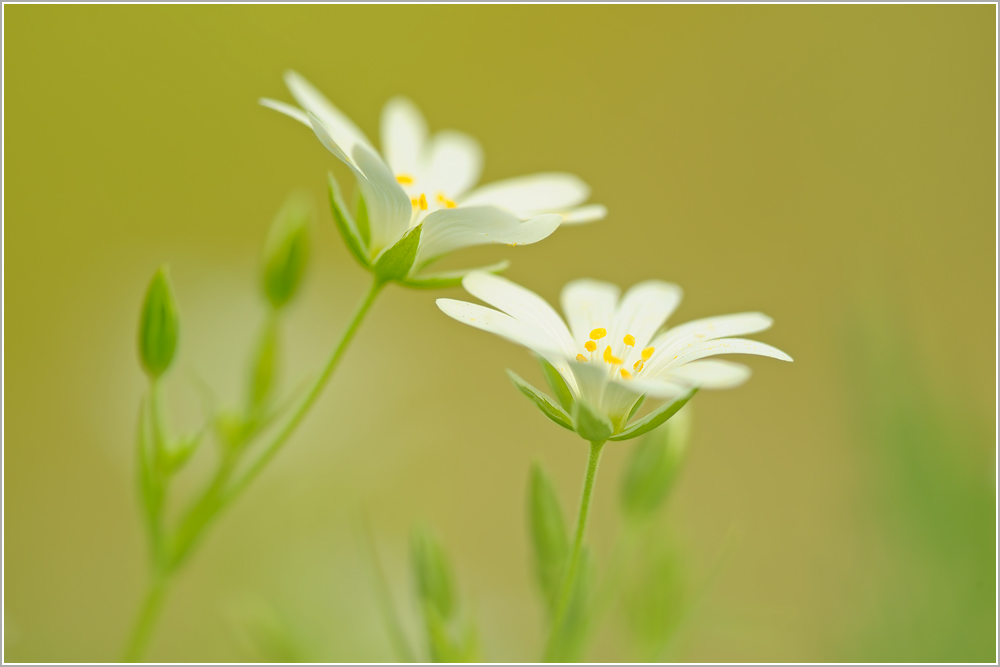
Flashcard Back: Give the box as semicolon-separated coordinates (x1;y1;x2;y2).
328;173;370;268
398;260;510;290
262;192;312;309
609;389;697;442
528;464;569;613
537;356;575;412
506;370;573;431
411;526;455;620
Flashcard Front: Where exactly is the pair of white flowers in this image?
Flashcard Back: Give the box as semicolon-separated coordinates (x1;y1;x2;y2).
264;72;791;441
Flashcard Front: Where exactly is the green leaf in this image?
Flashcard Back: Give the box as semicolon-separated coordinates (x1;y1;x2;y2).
138;265;179;378
262;193;312;309
572;400;614;442
528;464;569;613
546;547;595;662
328;173;370;268
411;526;455;620
373;224;422;283
609;389;697;441
537;357;575;412
620;405;692;518
398;260;510;289
506;370;573;431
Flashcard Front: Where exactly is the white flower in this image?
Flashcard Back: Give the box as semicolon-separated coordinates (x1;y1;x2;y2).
437;272;792;438
261;72;606;279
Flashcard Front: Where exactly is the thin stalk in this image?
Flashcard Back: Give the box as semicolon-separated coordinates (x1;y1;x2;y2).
545;439;605;660
224;277;384;506
121;574;170;662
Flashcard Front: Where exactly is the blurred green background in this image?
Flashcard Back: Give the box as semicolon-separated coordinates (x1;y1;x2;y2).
4;5;995;662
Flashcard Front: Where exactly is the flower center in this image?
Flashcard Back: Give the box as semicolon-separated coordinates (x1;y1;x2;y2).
396;174;456;222
574;326;655;381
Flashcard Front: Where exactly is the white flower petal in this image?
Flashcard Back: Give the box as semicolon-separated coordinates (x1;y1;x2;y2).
560;279;621;344
461;272;576;358
424;130;483;199
662;360;752;389
416;207;561;266
649;337;792;377
381;96;427;178
559;204;608;225
307;114;411;252
284;71;374;160
654;312;775;351
436;299;566;364
460;173;591;216
260;98;311;126
612;281;683;354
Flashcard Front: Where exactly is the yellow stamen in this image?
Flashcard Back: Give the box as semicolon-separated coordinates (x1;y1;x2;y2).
445;198;457;208
396;174;414;185
620;369;633;380
590;328;607;340
411;198;420;207
633;359;644;372
575;353;587;362
603;346;622;365
623;334;635;347
418;193;428;210
641;346;655;360
584;340;597;352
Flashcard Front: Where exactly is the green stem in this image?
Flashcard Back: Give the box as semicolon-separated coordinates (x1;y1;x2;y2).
545;439;605;660
121;573;170;662
224;277;384;506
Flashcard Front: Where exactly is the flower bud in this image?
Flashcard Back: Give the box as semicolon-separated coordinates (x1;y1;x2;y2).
138;265;179;379
262;193;312;309
620;405;692;519
411;526;455;620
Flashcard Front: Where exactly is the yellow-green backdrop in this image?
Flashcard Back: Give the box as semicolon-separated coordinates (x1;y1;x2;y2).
4;5;995;662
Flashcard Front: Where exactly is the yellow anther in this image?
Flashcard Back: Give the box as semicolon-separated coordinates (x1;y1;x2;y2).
633;359;645;372
411;198;420;207
623;334;635;347
603;346;622;365
620;369;633;380
418;193;428;210
396;174;414;185
584;340;597;352
445;198;457;208
641;346;655;360
575;353;587;362
590;328;607;340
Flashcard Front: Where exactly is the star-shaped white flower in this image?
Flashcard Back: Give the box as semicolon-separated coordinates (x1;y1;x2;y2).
261;72;606;284
437;272;792;440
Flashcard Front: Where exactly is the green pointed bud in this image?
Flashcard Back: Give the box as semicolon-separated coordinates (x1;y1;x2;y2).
620;405;692;519
411;526;455;620
138;265;179;379
572;400;614;443
262;193;312;309
528;464;569;612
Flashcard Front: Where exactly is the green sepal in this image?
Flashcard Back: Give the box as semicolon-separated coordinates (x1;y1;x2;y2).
609;389;697;441
626;394;646;422
537;357;575;412
411;526;455;620
398;260;510;290
620;405;691;518
138;265;180;379
261;193;312;310
165;431;203;474
506;370;573;431
328;173;370;268
528;464;569;613
373;224;422;283
572;400;614;442
354;187;372;248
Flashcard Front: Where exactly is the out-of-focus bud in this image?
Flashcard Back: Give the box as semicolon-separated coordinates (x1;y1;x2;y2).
138;265;179;379
262;193;312;309
620;405;692;519
411;526;455;621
